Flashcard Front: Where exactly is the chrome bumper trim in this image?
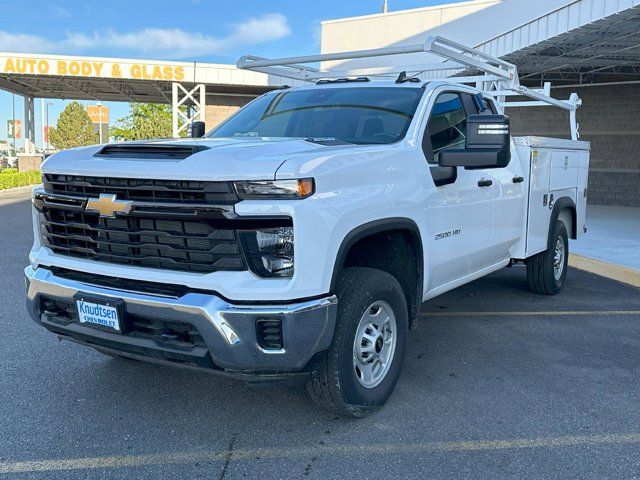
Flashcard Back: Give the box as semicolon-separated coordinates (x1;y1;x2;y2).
24;266;338;373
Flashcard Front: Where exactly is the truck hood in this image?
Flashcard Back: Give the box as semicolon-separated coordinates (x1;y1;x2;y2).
42;137;357;181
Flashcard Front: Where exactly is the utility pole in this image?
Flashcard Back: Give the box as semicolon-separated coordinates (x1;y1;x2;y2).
11;93;15;155
41;98;45;152
97;101;103;144
382;0;388;13
45;102;53;152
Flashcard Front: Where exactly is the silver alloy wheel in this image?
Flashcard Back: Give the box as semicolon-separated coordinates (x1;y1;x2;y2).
553;236;565;280
352;300;397;389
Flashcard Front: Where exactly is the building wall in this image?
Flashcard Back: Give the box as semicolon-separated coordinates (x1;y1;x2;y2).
508;84;640;207
320;0;576;72
204;95;252;131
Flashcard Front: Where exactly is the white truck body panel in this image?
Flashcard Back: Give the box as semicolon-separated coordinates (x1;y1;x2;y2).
511;137;590;260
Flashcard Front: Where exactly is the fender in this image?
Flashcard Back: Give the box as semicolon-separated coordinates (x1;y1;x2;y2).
329;218;424;328
547;196;577;249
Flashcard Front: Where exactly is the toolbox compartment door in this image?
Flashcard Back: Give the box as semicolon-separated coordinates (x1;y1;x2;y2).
525;148;553;256
550;150;580;190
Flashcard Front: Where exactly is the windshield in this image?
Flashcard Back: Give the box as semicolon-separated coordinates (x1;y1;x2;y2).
208;87;423;145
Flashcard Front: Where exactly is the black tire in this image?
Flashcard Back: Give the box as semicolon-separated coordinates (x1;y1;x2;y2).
527;220;569;295
306;267;408;418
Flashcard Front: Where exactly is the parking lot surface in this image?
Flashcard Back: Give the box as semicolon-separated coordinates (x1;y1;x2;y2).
1;190;639;479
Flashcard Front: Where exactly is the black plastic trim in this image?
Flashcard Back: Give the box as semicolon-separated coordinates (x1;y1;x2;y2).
44;266;329;306
547;197;577;249
94;144;209;159
329;217;424;293
429;166;457;187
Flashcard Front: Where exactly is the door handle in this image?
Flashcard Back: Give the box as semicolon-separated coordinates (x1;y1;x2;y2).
477;179;493;187
512;176;524;183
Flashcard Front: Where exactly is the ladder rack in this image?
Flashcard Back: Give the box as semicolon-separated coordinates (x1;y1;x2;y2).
237;36;582;140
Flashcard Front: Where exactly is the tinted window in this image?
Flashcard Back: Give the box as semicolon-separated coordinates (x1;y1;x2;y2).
208;87;423;145
461;93;479;115
426;93;467;164
483;97;497;113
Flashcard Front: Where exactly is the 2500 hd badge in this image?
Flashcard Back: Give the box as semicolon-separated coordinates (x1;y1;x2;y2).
435;229;461;241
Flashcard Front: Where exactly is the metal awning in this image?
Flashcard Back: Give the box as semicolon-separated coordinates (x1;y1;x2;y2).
0;75;272;103
476;1;640;85
0;52;288;102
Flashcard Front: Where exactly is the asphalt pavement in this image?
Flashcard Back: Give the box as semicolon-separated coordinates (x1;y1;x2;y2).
1;189;639;479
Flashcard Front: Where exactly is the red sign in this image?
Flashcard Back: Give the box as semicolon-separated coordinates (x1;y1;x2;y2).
7;119;21;139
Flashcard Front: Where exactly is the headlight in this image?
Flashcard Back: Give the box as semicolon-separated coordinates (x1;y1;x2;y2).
234;179;314;199
239;227;294;277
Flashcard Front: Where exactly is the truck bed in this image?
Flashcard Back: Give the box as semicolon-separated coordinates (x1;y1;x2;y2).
512;136;590;260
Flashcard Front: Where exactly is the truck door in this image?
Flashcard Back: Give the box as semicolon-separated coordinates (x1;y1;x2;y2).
477;98;526;264
421;91;496;291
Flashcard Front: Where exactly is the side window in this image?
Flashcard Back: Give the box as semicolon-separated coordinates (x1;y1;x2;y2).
460;93;479;115
483;97;498;113
424;93;467;165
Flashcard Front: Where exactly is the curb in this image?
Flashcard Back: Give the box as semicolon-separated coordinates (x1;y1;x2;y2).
0;185;39;198
569;253;640;288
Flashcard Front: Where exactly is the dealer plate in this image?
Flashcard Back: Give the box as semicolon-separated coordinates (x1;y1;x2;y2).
75;296;122;333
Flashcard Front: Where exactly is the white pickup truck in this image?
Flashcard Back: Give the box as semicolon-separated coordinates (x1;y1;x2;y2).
25;38;589;417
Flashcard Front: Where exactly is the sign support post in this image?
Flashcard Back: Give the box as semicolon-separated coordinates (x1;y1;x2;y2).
23;96;35;155
172;83;206;138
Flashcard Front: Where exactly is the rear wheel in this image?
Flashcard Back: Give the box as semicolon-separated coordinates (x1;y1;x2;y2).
306;267;408;418
527;220;569;295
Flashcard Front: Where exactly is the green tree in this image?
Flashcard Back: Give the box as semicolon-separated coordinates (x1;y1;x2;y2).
111;103;175;141
48;101;99;150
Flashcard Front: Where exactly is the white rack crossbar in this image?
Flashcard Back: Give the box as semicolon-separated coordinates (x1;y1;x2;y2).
237;36;582;140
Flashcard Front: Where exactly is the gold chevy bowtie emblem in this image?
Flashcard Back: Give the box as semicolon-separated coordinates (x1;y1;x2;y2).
85;194;133;218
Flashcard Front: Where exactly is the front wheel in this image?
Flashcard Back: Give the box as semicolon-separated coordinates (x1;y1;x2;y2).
527;220;569;295
306;267;408;418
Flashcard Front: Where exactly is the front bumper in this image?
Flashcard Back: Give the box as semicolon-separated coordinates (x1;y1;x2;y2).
24;266;337;384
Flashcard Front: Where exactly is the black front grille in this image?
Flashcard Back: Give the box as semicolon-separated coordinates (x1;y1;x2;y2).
41;208;246;273
40;296;206;350
40;297;77;324
127;315;207;349
43;174;239;204
40;296;214;367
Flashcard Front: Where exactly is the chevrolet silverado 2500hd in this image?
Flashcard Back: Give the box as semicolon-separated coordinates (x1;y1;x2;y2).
25;37;589;417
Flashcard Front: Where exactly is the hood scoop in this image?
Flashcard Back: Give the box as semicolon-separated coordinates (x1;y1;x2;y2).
94;144;209;160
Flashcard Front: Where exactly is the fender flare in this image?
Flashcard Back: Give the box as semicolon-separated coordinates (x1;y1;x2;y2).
330;217;424;291
547;196;577;249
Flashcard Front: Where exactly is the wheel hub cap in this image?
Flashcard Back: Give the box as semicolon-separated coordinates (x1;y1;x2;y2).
553;237;565;280
353;301;397;389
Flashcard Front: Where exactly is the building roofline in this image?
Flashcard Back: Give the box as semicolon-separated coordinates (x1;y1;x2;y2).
321;0;501;25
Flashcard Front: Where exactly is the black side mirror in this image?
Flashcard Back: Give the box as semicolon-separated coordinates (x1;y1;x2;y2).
439;114;511;169
191;121;206;138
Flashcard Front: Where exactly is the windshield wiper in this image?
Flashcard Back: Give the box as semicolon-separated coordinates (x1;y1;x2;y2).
304;137;355;146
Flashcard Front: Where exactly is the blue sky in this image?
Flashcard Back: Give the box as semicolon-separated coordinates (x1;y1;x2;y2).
0;0;463;147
